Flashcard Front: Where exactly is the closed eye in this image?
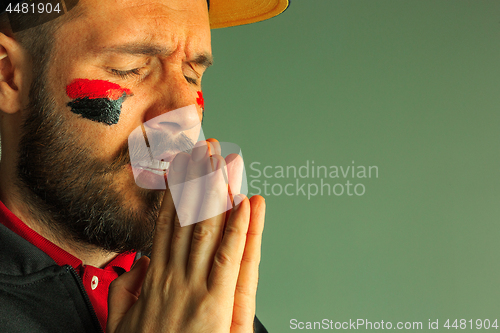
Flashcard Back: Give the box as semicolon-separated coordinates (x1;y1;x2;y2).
111;68;142;79
111;68;198;85
185;76;198;85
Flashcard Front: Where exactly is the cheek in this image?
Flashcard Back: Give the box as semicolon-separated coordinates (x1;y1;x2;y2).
66;79;133;126
67;97;127;126
196;91;204;109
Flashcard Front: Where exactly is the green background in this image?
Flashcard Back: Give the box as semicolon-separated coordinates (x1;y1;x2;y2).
204;1;500;331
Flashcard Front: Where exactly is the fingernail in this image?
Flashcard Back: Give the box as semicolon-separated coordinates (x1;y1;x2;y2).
192;142;208;161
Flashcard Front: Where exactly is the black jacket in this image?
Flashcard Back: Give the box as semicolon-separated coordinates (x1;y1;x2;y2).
0;224;268;332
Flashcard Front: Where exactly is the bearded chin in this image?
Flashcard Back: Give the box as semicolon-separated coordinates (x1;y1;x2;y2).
14;71;163;254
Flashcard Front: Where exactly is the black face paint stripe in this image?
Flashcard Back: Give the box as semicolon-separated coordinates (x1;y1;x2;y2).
67;93;127;126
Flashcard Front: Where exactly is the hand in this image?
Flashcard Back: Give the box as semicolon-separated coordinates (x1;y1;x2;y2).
107;139;266;333
207;139;266;333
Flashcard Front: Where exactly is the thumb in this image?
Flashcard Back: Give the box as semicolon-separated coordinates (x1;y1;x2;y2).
107;256;150;333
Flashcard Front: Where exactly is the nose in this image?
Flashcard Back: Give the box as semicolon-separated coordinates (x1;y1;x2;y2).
143;104;200;138
143;76;202;136
145;103;201;136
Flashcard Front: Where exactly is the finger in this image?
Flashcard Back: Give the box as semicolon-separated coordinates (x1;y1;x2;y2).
223;153;243;217
197;155;231;221
230;196;266;333
187;155;229;280
149;152;189;271
167;152;191;206
168;141;209;270
148;152;189;272
206;138;221;156
148;185;177;271
107;256;150;333
176;141;210;226
208;194;250;294
225;153;244;196
206;139;221;172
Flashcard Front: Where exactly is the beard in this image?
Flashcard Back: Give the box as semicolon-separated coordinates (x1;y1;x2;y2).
15;69;193;254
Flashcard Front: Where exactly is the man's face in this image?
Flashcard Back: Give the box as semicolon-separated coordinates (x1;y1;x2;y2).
16;0;212;253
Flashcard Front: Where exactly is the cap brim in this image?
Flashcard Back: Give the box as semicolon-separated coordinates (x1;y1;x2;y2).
209;0;289;29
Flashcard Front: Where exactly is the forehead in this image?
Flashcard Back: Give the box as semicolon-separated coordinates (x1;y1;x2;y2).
57;0;211;57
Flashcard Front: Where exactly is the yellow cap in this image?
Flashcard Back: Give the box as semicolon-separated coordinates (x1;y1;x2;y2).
209;0;290;29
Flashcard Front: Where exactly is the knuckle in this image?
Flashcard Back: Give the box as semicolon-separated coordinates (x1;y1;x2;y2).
224;224;245;238
157;211;172;226
192;226;213;243
214;250;233;267
241;255;260;265
247;229;263;237
154;221;170;237
235;283;256;298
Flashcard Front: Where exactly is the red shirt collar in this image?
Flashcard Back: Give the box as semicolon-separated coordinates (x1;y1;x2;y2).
0;200;135;274
0;200;138;331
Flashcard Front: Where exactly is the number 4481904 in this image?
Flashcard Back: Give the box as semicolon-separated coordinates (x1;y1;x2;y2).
444;319;499;329
6;2;61;14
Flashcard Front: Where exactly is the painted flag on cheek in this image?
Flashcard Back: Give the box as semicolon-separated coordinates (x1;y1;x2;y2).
66;79;133;126
196;91;204;110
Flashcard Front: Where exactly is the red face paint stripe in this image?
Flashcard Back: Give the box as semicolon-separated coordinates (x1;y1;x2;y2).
196;91;204;109
66;79;132;100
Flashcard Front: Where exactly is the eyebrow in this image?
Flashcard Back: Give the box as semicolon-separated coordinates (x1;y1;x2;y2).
99;43;214;69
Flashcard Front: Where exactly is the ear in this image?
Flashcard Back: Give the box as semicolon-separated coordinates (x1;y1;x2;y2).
0;33;27;114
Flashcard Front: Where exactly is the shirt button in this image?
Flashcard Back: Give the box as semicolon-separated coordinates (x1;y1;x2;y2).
91;276;99;290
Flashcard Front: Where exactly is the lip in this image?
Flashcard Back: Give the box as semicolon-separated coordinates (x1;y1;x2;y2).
130;150;181;169
138;160;170;170
129;163;169;190
136;165;169;175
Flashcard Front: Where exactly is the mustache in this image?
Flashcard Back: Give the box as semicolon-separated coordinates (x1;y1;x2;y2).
109;130;195;171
